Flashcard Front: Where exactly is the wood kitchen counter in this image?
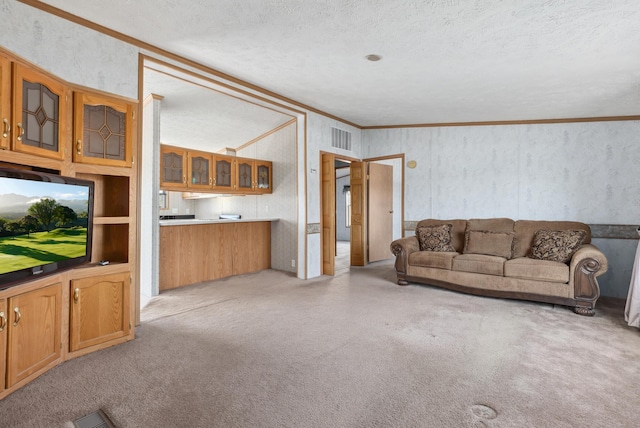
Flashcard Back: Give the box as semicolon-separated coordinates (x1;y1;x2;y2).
159;219;277;291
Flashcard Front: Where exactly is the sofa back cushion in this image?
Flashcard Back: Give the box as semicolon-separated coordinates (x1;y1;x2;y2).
463;230;515;259
466;218;515;233
416;219;467;252
513;220;591;258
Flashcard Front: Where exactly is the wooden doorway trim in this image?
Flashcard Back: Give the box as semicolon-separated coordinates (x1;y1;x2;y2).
320;151;362;275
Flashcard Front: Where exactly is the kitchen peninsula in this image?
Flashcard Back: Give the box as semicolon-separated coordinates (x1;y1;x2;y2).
159;218;278;291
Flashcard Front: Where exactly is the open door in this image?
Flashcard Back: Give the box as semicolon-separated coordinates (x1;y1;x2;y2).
350;160;367;266
321;153;336;275
368;162;394;262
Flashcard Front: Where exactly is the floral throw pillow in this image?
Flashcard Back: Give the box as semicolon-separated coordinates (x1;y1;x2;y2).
416;224;456;252
528;229;587;263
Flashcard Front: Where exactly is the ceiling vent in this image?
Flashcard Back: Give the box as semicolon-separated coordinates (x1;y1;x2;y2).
331;127;352;151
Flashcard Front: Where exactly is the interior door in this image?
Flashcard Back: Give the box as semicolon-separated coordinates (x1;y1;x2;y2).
321;153;336;275
350;160;367;266
368;162;393;262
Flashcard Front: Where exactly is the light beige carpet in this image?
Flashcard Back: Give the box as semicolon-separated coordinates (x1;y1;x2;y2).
1;261;638;428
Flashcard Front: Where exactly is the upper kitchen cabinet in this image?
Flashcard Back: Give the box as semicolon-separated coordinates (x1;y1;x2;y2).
213;154;236;192
73;91;135;167
12;64;69;160
0;55;10;151
160;145;188;189
187;150;213;189
236;158;273;194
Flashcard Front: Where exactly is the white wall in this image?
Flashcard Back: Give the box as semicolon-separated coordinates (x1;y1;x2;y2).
364;121;640;298
0;0;138;100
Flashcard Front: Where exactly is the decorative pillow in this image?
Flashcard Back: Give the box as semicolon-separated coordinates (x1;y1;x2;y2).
463;230;515;259
528;229;587;263
416;224;456;252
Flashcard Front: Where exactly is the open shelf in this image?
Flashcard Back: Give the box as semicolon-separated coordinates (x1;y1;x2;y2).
76;173;130;218
91;224;129;263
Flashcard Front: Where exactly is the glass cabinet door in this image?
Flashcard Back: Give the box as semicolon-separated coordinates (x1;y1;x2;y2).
73;91;133;167
160;146;187;188
213;155;236;191
236;158;254;191
12;64;68;160
255;160;272;194
188;151;213;189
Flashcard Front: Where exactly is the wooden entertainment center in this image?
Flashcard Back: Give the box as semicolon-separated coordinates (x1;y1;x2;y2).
0;48;137;400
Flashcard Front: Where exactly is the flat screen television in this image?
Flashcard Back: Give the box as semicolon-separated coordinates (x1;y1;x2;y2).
0;167;94;289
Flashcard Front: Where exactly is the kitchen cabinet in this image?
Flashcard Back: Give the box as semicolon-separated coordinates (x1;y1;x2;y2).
237;158;273;194
160;145;188;188
70;273;131;352
0;298;5;394
73;91;135;167
0;55;10;151
5;283;62;388
213;154;236;192
187;150;213;189
12;64;69;160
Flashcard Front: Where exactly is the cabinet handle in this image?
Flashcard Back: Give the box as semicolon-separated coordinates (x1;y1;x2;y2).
76;139;82;155
2;118;9;138
0;311;6;331
13;307;21;326
213;178;216;186
74;288;80;303
209;177;212;185
183;175;186;184
16;122;24;142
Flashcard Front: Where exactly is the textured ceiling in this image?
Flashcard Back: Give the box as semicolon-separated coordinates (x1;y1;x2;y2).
39;0;640;126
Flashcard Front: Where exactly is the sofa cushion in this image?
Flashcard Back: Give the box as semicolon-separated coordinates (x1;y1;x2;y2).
409;251;458;270
504;257;569;283
466;218;515;233
416;224;456;252
513;220;591;258
463;230;515;259
528;229;587;263
452;254;506;276
416;219;467;252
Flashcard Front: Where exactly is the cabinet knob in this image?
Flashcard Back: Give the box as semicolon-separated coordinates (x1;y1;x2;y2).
74;288;80;303
0;311;6;331
2;118;9;138
76;139;82;155
13;307;21;326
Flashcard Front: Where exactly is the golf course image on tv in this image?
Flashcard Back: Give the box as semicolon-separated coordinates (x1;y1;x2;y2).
0;169;94;285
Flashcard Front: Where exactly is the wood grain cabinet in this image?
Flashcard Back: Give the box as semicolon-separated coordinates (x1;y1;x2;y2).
73;91;134;167
213;154;236;192
11;64;69;160
0;55;10;151
5;283;62;388
70;273;131;352
0;298;6;394
187;150;213;189
236;158;273;194
160;145;188;189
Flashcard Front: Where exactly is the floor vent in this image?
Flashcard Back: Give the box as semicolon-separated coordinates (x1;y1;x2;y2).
331;127;352;151
73;409;116;428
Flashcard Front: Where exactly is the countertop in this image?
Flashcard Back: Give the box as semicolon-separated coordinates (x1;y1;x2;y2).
159;218;279;226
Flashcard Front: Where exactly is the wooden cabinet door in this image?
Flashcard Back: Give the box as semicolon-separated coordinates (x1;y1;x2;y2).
12;64;68;160
0;298;6;393
160;145;188;189
213;154;236;192
236;157;254;192
0;55;10;151
255;160;273;194
6;283;62;388
73;91;134;167
70;273;130;352
187;150;213;189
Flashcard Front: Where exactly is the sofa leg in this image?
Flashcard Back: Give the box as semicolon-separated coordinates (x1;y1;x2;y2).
573;306;595;316
398;279;409;286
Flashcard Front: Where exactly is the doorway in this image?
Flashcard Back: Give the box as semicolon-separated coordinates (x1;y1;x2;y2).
321;152;404;276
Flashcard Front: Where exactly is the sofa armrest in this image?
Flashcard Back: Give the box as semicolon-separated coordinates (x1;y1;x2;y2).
569;244;608;315
390;236;420;285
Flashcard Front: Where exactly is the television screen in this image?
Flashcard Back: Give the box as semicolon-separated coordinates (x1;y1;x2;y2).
0;167;94;288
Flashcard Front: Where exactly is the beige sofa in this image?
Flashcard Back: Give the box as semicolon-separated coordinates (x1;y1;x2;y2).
390;218;608;315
